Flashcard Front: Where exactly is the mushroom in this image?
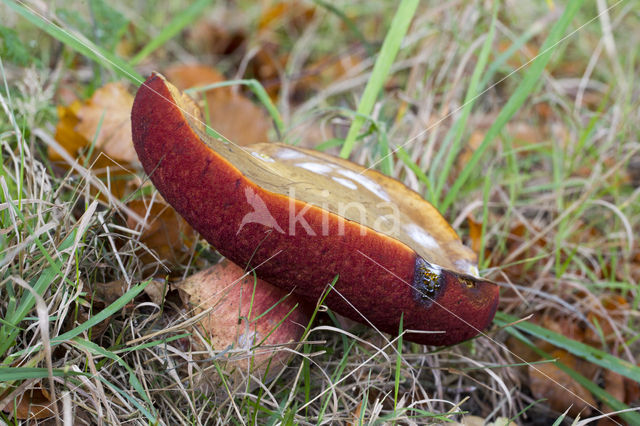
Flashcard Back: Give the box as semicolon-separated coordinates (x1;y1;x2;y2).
131;73;499;346
176;258;309;387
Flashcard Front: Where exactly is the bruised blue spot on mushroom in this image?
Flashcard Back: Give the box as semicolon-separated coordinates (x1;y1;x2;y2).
412;257;444;306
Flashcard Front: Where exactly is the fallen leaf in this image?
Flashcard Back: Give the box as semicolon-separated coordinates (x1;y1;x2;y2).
453;416;517;426
53;82;138;199
452;415;485;426
467;215;483;255
186;18;247;56
1;386;55;420
627;154;640;187
52;101;88;163
165;64;272;146
528;349;595;418
624;365;640;405
73;82;137;163
91;280;128;305
604;369;626;406
127;197;197;267
346;400;363;426
258;0;316;35
175;259;309;390
143;278;168;305
490;221;548;283
584;294;629;346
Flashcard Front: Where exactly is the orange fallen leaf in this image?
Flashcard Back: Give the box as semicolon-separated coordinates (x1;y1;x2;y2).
165;64;272;146
466;215;483;255
258;0;316;35
52;101;87;162
346;400;363;426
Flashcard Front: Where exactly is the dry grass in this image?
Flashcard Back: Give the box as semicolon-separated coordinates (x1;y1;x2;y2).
1;0;639;424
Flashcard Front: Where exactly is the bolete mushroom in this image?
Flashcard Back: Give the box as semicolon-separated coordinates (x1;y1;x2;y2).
131;73;499;346
176;258;309;387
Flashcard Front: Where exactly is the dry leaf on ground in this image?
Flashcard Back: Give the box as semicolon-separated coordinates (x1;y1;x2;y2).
143;278;169;305
165;64;272;145
74;83;137;163
54;82;137;164
528;349;595;418
0;386;55;420
584;294;630;346
175;259;309;391
53;82;138;199
126;197;197;268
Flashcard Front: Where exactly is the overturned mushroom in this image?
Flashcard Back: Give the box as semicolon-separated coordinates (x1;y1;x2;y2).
177;258;309;387
132;73;499;345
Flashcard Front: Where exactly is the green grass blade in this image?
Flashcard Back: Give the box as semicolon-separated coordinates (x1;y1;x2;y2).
392;313;404;423
53;281;149;344
479;15;549;92
396;146;434;199
0;367;85;381
377;125;394;176
432;1;498;203
440;0;585;213
130;0;214;66
312;0;375;56
2;0;142;83
496;312;640;384
95;374;158;422
0;231;76;359
339;0;418;158
70;338;153;407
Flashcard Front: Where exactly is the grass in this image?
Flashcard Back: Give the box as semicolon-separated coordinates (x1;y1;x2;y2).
1;0;640;424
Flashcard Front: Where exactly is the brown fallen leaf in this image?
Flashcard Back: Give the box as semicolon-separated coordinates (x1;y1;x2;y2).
165;64;272;146
528;349;595;418
91;279;127;305
1;386;55;420
624;365;640;405
186;18;247;57
143;278;169;305
127;197;197;268
54;82;137;164
75;83;137;163
584;294;629;346
346;400;363;426
53;82;138;200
